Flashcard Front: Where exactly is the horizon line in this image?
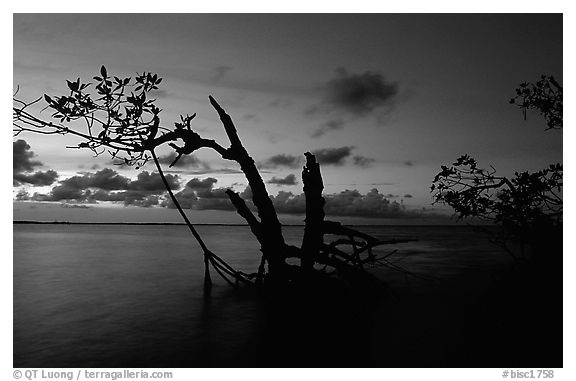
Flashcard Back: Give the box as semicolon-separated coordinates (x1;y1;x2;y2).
13;220;476;227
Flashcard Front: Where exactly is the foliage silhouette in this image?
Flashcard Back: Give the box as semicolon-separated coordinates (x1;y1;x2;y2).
432;76;562;264
13;65;416;291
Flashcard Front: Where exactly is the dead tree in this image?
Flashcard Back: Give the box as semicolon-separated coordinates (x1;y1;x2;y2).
13;66;418;290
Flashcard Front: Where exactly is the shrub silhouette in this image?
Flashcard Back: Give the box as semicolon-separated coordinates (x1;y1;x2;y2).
431;76;562;265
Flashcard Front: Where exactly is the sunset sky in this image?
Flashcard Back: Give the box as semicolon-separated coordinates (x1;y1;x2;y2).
12;13;563;223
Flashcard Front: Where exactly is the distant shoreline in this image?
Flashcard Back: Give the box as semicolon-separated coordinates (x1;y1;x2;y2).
13;220;482;227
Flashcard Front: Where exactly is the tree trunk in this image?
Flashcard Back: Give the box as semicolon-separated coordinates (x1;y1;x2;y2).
210;96;287;281
301;152;325;272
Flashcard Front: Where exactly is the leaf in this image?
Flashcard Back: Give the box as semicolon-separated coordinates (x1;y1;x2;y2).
100;65;107;78
44;95;53;104
93;76;102;81
66;80;78;91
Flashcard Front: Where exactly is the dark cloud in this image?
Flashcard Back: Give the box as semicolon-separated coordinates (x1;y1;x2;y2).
162;187;197;209
403;194;413;198
157;152;210;169
13;140;59;186
163;177;234;211
312;146;353;166
14;170;59;186
324;189;408;218
260;148;370;168
352;155;375;168
185;177;218;190
321;67;398;116
311;119;345;138
13;140;42;173
259;154;303;169
269;191;306;214
404;161;414;167
32;184;85;202
61;168;131;191
128;171;181;191
267;174;298;186
305;68;399;127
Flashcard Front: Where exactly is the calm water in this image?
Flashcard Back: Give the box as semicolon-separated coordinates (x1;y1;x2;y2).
13;224;512;367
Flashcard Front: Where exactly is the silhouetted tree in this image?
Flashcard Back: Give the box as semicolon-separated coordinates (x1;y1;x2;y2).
431;76;562;265
13;66;415;291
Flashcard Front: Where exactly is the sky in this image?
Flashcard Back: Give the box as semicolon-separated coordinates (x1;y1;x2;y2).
12;13;563;223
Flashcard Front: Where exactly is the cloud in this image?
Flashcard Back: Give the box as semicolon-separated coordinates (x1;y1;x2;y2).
324;188;408;217
184;186;421;219
27;168;180;205
185;177;218;190
267;174;298;186
322;67;398;116
352;155;375;168
13;140;59;186
61;168;131;191
403;194;413;198
211;65;232;83
15;189;30;201
13;140;42;173
312;146;353;166
157;152;210;169
267;188;418;218
128;171;181;191
14;170;59;186
32;185;85;202
404;161;414;167
259;154;303;169
311;118;345;138
260;148;372;168
163;177;234;211
305;68;399;126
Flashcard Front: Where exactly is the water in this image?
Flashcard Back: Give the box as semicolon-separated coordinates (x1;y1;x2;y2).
13;224;512;367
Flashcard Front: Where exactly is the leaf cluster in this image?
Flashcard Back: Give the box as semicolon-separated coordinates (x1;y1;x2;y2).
509;75;562;130
14;66;182;168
